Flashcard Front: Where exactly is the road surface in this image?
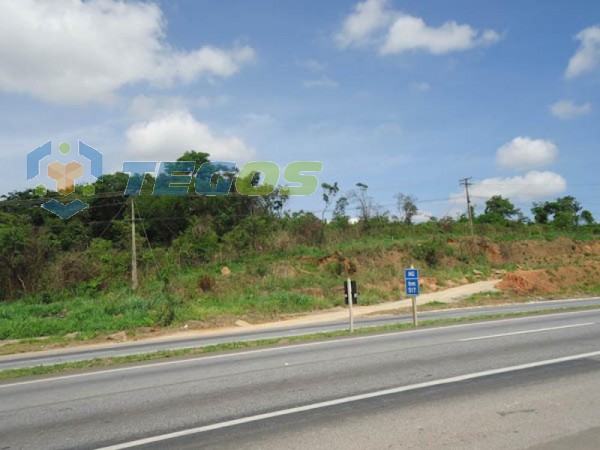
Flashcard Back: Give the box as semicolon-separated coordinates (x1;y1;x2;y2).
1;297;599;371
0;308;599;449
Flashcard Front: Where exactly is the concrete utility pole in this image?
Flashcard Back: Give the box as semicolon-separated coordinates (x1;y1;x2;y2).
131;198;138;291
459;177;474;235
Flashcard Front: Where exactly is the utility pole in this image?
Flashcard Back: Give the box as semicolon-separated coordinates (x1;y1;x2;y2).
131;197;138;290
459;177;474;235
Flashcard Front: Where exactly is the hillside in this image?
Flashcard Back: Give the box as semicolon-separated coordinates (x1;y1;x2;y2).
2;222;600;346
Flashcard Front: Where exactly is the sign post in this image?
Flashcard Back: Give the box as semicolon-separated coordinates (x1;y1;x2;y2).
404;268;420;327
344;278;357;333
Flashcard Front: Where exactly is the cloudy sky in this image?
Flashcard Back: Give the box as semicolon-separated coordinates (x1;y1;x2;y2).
1;0;599;219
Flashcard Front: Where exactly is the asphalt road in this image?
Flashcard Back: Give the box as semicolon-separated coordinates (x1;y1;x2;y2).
1;297;599;371
1;308;599;449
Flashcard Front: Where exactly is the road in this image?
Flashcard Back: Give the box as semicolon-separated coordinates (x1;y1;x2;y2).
1;297;599;371
1;308;599;449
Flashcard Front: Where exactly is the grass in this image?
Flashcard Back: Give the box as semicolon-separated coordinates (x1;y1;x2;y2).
2;304;599;382
3;229;600;343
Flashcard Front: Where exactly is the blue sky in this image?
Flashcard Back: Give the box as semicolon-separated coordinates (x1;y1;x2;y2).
1;0;599;220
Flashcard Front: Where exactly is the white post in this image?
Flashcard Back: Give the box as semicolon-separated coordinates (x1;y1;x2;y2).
347;277;354;333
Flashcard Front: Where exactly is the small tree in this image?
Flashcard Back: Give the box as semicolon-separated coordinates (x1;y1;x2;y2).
531;202;550;224
581;210;595;226
333;196;349;219
395;193;418;224
349;183;376;221
321;182;339;220
478;195;520;224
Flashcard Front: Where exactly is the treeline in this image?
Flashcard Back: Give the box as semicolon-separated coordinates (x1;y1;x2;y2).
0;152;597;301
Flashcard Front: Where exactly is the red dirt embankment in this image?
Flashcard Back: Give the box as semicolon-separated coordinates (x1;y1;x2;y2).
497;265;599;295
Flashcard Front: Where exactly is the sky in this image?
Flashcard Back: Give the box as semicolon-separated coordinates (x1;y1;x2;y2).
0;0;599;220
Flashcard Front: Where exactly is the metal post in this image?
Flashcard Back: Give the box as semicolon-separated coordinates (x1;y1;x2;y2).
347;277;354;333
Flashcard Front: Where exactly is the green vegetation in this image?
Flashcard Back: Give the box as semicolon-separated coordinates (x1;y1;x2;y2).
2;153;600;343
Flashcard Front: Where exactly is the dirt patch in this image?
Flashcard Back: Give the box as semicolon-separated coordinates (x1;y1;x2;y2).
318;252;358;275
496;270;556;294
497;265;597;295
419;277;440;292
272;261;298;279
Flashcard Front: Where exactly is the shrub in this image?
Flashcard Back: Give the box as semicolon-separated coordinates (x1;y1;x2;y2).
411;239;454;267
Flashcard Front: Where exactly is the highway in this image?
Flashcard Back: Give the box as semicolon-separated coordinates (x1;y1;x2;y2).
1;297;599;371
1;308;599;449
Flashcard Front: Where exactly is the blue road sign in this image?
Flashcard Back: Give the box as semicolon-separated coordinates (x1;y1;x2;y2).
405;268;420;296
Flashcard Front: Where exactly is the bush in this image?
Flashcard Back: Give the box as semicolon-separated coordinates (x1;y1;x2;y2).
411;239;454;267
172;217;219;264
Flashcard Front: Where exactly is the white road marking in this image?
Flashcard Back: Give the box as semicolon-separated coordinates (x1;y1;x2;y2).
460;322;596;341
1;308;599;389
95;349;600;449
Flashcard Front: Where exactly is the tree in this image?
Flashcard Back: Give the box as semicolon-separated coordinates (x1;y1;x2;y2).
531;196;582;228
177;151;210;174
478;195;520;224
531;202;550;224
581;210;595;226
395;193;418;225
348;183;379;221
321;182;339;221
333;196;349;219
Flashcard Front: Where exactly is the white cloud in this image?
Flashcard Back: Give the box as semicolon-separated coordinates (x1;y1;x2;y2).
302;77;340;88
565;26;600;79
496;137;559;171
126;110;256;162
335;0;500;55
381;15;500;55
473;171;567;202
550;100;592;119
0;0;255;104
335;0;393;48
451;171;567;203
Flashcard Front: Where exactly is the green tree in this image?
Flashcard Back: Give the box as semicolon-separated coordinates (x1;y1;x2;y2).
531;196;582;228
478;196;520;224
177;151;210;174
581;210;595;226
531;202;550;224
